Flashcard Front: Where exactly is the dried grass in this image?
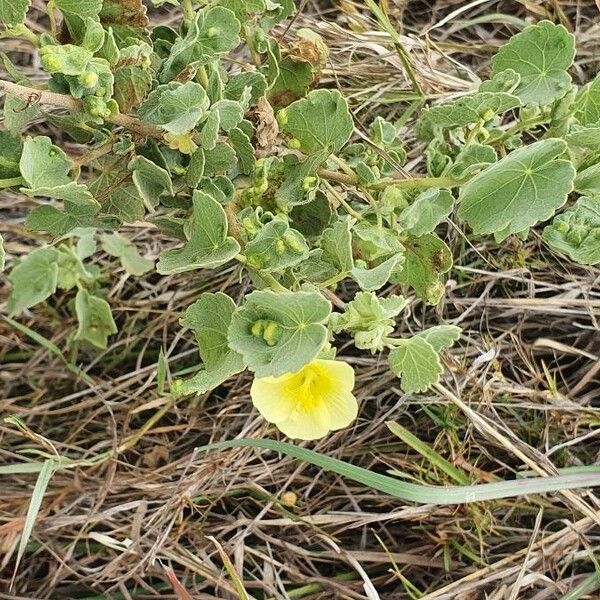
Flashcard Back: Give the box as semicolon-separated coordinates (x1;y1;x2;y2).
1;1;600;598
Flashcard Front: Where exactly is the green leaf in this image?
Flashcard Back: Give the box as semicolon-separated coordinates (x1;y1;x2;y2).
542;197;600;265
229;126;255;174
160;6;241;82
39;44;93;76
139;81;210;134
448;144;497;179
24;180;101;236
281;89;353;155
350;256;399;292
101;232;154;275
203;142;237;176
99;0;149;46
212;99;245;132
0;0;30;26
565;126;600;151
92;173;145;224
129;155;173;210
199;109;220;150
389;336;442;393
395;234;452;305
320;218;354;273
574;163;600;197
7;247;59;314
415;325;461;352
224;71;267;105
416;92;520;140
290;191;332;237
19;136;71;189
268;55;314;107
397;188;454;236
112;43;153;112
490;20;575;105
245;219;309;272
74;289;117;349
173;292;245;396
330;291;407;354
156;190;240;274
227;289;331;377
458;139;575;237
275;151;329;209
479;68;521;94
573;74;600;126
0;130;23;179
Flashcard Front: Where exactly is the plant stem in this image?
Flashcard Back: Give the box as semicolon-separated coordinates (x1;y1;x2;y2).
0;78;164;139
0;176;24;189
182;0;195;20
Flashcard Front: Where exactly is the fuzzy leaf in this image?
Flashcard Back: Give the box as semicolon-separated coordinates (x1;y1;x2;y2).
101;232;154;275
320;218;354;273
281;89;353;155
415;325;461;352
160;6;241;82
74;289;117;349
0;0;31;27
458;139;575;237
397;188;454;236
7;247;59;314
229;126;255;174
228;290;331;377
574;163;600;197
0;0;30;26
173;292;245;396
330;291;407;354
395;234;452;305
139;81;210;134
156;190;240;274
416;92;520;140
129;155;173;210
491;21;575;105
19;136;71;189
350;256;399;292
389;336;442;393
573;75;600;126
542;197;600;265
245;219;309;272
0;130;23;179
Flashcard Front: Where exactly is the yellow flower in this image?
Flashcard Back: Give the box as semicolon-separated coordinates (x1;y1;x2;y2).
164;132;198;155
250;359;358;441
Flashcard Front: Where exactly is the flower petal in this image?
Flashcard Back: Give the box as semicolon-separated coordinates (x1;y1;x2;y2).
322;390;358;431
314;359;355;392
250;375;297;424
276;406;331;441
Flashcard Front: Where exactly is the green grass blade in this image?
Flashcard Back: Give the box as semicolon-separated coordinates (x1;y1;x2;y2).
386;421;470;485
200;439;600;505
0;462;46;475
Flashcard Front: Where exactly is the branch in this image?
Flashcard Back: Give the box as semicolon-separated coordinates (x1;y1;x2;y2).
0;78;163;139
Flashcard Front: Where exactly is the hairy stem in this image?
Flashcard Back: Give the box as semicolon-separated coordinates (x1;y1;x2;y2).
0;78;164;139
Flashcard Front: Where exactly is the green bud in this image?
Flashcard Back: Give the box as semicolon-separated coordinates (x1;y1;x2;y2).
106;99;119;117
262;321;281;346
287;138;301;150
275;239;286;255
79;70;99;89
283;232;304;254
302;176;317;192
42;55;62;72
277;109;288;127
482;108;495;121
554;220;569;234
207;27;219;38
251;320;265;338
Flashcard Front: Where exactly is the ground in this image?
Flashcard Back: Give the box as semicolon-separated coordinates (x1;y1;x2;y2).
1;1;600;599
